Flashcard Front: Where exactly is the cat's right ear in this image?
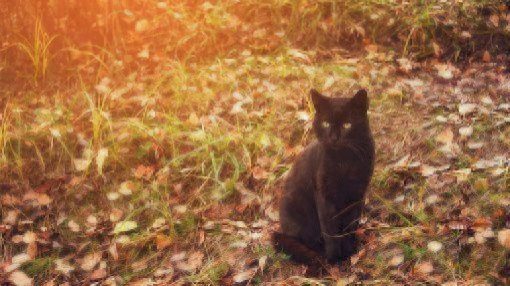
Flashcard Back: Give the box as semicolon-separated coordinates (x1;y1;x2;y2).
310;89;328;113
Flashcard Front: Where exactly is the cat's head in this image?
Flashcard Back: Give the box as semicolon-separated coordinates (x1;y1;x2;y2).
310;89;370;148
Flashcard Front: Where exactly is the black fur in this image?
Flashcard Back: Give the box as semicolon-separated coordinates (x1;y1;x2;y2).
273;88;375;269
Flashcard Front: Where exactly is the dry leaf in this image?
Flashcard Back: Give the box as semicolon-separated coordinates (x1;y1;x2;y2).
90;268;107;280
22;231;37;244
436;128;454;145
176;251;204;273
135;19;149;33
8;271;33;286
74;158;91;171
155;235;172;250
233;268;257;283
498;229;510;249
23;191;52;206
415;261;434;275
67;220;81;232
134;165;155;179
55;259;74;276
109;209;124;222
489;14;499;27
81;252;102;271
119;181;134;196
459;126;473;137
458;103;477;115
482;50;491;62
113;220;138;234
96;148;108;175
390;254;404;266
323;76;335;90
427;241;443;253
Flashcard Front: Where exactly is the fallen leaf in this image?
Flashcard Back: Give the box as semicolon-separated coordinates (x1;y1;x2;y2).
23;191;52;206
420;164;450;177
67;220;81;232
107;192;120;201
135;19;149;33
73;158;91;172
137;49;149;59
109;209;124;222
458;103;477;116
90;268;107;280
287;49;309;62
389;254;404;267
467;141;484;150
22;231;37;244
80;252;102;271
323;76;335;89
8;271;33;286
459;126;473;137
482;50;491;62
96;148;108;175
119;181;134;196
155;235;172;250
233;268;257;283
134;165;155;179
176;251;204;273
415;261;434;275
12;253;31;265
435;64;453;80
489;14;499;27
3;210;19;225
427;241;443;253
498;229;510;249
436;128;454;145
113;220;138;234
55;259;74;276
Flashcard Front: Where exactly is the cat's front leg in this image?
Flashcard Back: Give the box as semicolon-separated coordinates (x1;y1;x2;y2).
315;192;344;262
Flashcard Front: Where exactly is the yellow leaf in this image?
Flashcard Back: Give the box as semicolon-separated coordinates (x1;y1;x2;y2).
113;220;138;234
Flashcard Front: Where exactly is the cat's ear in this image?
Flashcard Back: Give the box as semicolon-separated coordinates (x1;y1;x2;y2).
310;89;329;112
350;89;369;112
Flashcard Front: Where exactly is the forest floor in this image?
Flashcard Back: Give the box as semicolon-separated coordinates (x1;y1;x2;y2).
1;46;510;285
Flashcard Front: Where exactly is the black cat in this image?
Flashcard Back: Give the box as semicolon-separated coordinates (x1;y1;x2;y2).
273;89;375;273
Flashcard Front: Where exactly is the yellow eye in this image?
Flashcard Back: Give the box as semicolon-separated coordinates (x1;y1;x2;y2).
321;121;330;128
343;122;352;130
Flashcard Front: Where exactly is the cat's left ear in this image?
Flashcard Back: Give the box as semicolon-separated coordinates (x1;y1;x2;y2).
350;89;369;112
310;89;329;113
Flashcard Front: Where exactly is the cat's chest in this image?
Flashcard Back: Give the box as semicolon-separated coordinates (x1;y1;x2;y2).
318;158;365;180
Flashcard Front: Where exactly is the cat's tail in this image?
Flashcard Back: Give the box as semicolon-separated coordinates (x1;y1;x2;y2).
272;232;327;275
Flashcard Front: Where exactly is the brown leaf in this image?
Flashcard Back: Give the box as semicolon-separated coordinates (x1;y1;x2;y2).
1;194;21;206
233;268;257;283
252;166;269;180
134;164;155;179
498;229;510;249
27;242;38;259
489;14;499;27
176;251;204;273
8;271;33;286
90;268;107;280
155;234;172;250
415;261;434;275
80;252;102;271
109;243;119;261
483;50;491;62
436;128;454;145
23;191;52;206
